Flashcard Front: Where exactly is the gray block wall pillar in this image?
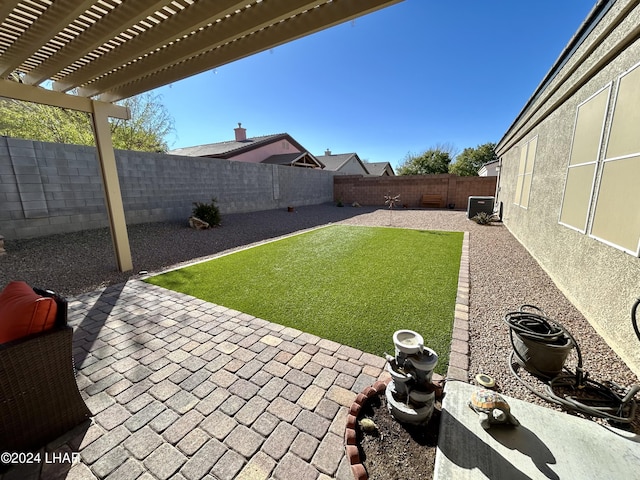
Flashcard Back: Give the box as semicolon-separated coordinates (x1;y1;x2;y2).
7;138;49;219
272;164;280;200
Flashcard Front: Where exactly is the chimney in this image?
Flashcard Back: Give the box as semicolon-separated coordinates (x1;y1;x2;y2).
234;122;247;141
325;148;331;156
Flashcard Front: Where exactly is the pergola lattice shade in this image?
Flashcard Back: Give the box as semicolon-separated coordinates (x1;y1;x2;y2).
0;0;401;103
0;0;402;273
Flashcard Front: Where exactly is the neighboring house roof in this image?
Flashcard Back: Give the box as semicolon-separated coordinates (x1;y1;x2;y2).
168;133;308;159
320;152;370;174
366;162;395;176
262;152;324;168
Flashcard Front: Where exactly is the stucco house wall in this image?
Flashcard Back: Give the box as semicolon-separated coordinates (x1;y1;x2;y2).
225;139;301;163
339;157;369;175
478;161;498;177
495;0;640;375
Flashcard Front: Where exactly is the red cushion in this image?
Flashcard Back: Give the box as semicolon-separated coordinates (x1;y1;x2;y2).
0;281;58;343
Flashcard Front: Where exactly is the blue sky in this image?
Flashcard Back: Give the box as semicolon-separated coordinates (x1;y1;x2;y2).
158;0;595;169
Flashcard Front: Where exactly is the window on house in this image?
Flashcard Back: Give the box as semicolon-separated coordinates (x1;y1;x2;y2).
514;136;537;208
590;63;640;255
559;85;611;233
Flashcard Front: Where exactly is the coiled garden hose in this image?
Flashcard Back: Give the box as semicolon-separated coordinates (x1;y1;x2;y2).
505;305;584;384
505;304;640;424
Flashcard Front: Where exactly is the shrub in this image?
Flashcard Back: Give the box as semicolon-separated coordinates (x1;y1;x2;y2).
471;212;498;225
192;198;221;227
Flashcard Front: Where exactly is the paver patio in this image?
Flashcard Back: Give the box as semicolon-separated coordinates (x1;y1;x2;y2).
1;279;388;480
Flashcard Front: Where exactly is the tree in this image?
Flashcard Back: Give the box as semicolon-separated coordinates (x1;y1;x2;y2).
449;142;498;176
0;100;95;145
397;144;456;175
0;92;175;152
111;93;175;152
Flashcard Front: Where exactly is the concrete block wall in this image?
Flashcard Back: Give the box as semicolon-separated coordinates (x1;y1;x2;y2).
0;137;337;240
333;174;497;209
450;176;499;210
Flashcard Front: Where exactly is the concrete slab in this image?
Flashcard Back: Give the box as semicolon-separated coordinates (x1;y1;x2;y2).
435;381;640;480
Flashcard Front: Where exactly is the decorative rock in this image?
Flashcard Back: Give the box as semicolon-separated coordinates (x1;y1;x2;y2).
188;216;210;230
358;418;377;434
0;235;5;256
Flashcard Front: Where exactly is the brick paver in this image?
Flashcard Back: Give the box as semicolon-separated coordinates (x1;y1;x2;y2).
143;443;187;480
1;279;390;480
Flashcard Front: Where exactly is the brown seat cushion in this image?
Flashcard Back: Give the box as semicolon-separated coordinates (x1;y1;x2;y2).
0;281;58;343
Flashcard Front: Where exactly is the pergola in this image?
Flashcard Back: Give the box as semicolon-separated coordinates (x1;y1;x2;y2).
0;0;402;271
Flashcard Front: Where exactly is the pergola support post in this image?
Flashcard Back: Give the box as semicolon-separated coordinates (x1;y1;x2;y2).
91;100;133;272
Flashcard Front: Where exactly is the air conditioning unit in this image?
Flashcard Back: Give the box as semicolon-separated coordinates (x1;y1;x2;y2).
467;196;495;219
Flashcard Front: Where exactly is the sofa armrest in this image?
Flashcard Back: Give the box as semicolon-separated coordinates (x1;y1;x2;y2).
32;287;68;327
0;326;91;452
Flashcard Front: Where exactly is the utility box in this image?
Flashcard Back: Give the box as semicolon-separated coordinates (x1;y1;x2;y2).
467;196;495;219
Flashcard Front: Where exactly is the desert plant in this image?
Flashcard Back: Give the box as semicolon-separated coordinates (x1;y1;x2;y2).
471;212;498;225
192;198;221;227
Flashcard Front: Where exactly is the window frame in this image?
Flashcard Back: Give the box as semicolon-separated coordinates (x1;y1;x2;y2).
514;135;538;209
588;62;640;256
558;83;611;234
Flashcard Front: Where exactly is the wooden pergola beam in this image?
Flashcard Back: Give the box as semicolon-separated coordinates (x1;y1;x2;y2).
0;79;133;272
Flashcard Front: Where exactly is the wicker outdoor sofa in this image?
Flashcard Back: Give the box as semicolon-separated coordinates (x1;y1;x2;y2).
0;282;91;455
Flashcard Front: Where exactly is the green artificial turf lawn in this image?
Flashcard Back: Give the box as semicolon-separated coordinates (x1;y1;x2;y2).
146;225;462;373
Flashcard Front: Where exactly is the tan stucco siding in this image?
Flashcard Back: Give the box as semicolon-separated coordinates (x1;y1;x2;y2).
496;0;640;375
229;140;301;163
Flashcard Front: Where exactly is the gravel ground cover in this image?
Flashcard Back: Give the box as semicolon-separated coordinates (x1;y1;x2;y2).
2;204;638;429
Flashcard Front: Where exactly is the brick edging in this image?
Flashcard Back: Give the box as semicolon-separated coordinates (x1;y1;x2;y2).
344;379;389;480
448;231;470;381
